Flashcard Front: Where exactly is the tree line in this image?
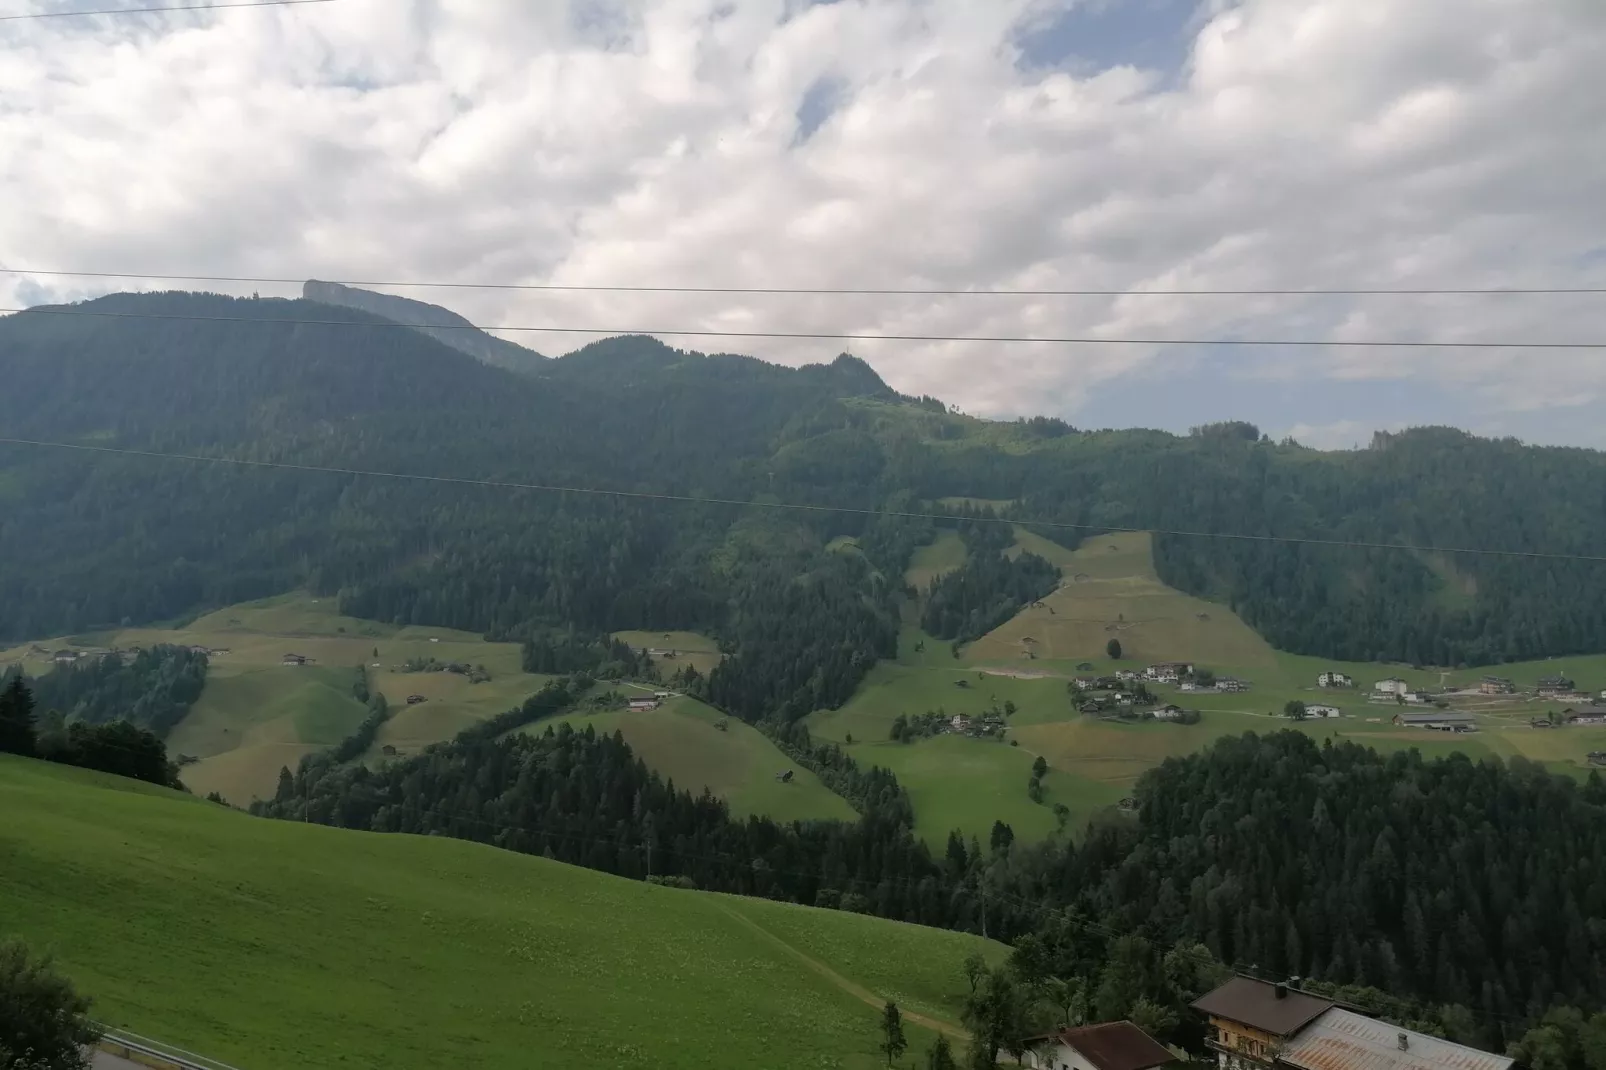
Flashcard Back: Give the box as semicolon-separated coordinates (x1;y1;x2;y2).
20;645;207;737
0;676;181;789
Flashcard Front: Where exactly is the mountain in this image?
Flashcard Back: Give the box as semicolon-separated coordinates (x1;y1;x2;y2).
303;279;548;374
2;289;1605;680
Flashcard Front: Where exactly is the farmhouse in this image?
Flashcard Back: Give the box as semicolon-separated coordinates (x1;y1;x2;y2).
1373;677;1409;695
52;649;80;665
627;697;659;712
281;653;309;666
1193;976;1511;1070
1480;675;1516;695
1317;671;1353;688
1193;977;1335;1070
1115;669;1140;683
950;714;971;732
1306;704;1342;718
1402;690;1435;705
1393;711;1477;731
1022;1021;1175;1070
1537;674;1575;694
1144;662;1192;682
1215;677;1250;693
1079;701;1103;714
1152;704;1189;721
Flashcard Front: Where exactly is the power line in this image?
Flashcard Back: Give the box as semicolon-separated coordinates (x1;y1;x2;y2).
3;434;1605;563
0;0;335;20
5;304;1605;349
7;267;1606;297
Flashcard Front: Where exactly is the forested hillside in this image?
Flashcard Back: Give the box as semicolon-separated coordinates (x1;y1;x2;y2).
21;645;207;736
3;288;1606;682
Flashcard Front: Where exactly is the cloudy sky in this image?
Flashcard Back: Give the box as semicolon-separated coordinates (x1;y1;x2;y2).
3;0;1605;447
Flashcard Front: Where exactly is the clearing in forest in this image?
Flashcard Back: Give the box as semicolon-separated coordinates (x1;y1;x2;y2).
542;695;853;823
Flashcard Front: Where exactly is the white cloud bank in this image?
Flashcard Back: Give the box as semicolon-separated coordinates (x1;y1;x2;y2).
2;0;1604;440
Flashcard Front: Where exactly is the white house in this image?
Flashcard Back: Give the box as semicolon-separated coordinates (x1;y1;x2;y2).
1306;704;1342;718
1115;669;1140;683
1318;672;1353;688
627;697;659;712
1179;681;1198;692
1023;1021;1176;1070
1153;704;1187;721
1373;677;1409;695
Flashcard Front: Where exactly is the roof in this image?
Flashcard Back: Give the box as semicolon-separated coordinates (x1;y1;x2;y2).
1396;712;1475;724
1190;977;1334;1037
1280;1008;1511;1070
1054;1022;1176;1070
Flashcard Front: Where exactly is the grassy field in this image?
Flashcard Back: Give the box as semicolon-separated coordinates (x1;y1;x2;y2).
904;531;967;593
809;527;1606;846
539;695;856;823
613;629;724;678
0;755;1003;1070
0;592;551;806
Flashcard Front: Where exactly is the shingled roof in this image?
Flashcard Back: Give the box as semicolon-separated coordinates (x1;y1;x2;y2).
1054;1021;1176;1070
1190;977;1335;1037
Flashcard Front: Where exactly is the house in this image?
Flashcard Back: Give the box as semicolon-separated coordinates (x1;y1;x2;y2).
1075;677;1097;688
1480;675;1516;695
1116;693;1134;707
1279;1008;1511;1070
653;691;672;699
1402;690;1434;705
1373;677;1409;695
380;744;397;756
1078;701;1103;714
1179;681;1199;692
1115;669;1140;683
1022;1020;1176;1070
1530;717;1553;729
1317;671;1353;689
1192;977;1335;1070
950;714;971;732
1537;674;1575;694
281;653;309;666
406;694;427;705
1145;662;1192;683
1216;677;1250;693
1393;712;1477;731
1153;704;1186;721
1306;704;1342;718
52;649;80;665
1590;752;1606;766
627;697;659;712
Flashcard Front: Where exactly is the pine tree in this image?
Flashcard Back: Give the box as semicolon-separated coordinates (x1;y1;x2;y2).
879;1001;907;1067
926;1035;957;1070
0;676;37;757
1106;638;1122;660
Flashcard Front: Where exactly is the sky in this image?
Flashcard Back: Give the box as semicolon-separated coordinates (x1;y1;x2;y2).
2;0;1605;448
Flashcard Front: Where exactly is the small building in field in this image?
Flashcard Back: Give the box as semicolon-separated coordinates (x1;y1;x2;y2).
628;697;659;712
1374;677;1409;696
406;694;427;705
1306;704;1342;718
1402;690;1435;705
1538;674;1575;694
1589;752;1606;766
1179;680;1199;692
1216;677;1250;693
1394;711;1476;732
1317;671;1353;689
1480;675;1516;695
1022;1020;1176;1070
52;649;80;665
281;653;309;666
1153;704;1186;721
1078;701;1103;715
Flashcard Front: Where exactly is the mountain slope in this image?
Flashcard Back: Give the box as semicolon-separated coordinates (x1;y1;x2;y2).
303;279;548;373
0;754;999;1068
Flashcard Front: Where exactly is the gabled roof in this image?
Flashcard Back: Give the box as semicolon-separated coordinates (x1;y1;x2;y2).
1279;1008;1511;1070
1190;977;1334;1037
1054;1021;1175;1070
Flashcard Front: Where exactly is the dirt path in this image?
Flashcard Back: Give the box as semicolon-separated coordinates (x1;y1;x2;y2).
714;900;969;1041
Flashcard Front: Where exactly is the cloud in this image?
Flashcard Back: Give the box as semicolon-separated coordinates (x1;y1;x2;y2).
2;0;1604;443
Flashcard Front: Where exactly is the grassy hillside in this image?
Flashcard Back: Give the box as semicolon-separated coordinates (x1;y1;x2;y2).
810;528;1606;845
0;592;550;805
0;755;1002;1069
540;695;856;824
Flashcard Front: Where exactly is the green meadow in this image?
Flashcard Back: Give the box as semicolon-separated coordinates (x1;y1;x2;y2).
0;592;550;805
541;694;856;823
0;754;1002;1070
808;527;1606;846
